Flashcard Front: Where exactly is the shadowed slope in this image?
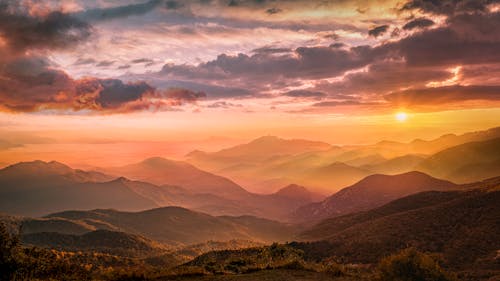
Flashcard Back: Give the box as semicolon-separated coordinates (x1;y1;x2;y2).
296;178;500;268
291;171;458;223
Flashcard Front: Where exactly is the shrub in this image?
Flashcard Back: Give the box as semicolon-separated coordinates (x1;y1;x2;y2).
377;248;457;281
0;223;20;281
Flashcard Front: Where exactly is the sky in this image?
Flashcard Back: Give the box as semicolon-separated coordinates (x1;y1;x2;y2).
0;0;500;166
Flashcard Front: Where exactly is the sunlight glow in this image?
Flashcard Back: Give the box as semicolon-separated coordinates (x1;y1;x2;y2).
395;112;408;122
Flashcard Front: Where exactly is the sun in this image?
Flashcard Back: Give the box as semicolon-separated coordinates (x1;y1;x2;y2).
395;112;408;122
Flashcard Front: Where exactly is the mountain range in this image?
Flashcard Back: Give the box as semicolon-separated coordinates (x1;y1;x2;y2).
186;127;500;193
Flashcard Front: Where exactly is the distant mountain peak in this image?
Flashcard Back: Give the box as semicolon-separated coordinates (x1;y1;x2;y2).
250;135;281;143
1;160;73;175
275;184;310;197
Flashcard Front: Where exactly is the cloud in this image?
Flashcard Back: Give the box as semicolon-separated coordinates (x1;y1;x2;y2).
402;18;435;30
131;58;156;64
283;90;326;98
266;7;282;15
96;60;115;67
401;0;496;15
160;45;376;83
162;88;207;104
312;100;375;107
0;56;206;113
368;25;389;37
0;1;92;52
251;47;292;54
206;101;243;108
74;0;163;22
389;12;500;67
385;85;500;105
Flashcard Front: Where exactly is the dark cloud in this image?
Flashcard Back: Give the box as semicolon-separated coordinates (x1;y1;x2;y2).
207;101;243;108
96;60;115;67
160;45;376;83
251;47;292;54
163;88;206;103
165;0;184;9
144;78;253;99
0;56;75;112
283;90;326;98
385;85;500;105
75;0;163;22
266;7;282;14
0;57;205;113
329;42;346;48
323;32;340;40
401;0;498;15
402;18;435;30
132;58;156;64
368;25;389;37
0;1;92;52
312;100;373;107
77;79;155;109
314;61;451;96
390;12;500;66
73;58;97;66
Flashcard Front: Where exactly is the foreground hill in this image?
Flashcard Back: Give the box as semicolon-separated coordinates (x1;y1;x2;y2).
37;206;296;245
0;161;158;216
22;229;168;257
417;137;500;183
291;171;458;222
296;177;500;270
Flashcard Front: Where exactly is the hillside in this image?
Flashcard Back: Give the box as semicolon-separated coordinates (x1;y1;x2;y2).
0;161;158;216
22;229;168;257
291;171;458;222
296;178;500;269
42;206;296;245
417;137;500;183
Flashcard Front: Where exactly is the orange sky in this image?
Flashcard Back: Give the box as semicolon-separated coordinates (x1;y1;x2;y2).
1;107;498;167
1;0;499;167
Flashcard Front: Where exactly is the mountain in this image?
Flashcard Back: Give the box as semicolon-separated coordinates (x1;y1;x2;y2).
185;136;335;193
408;126;500;155
0;160;114;183
104;159;320;220
296;177;500;268
104;157;249;200
188;136;333;166
0;161;158;216
362;154;426;174
274;184;315;201
42;207;296;245
295;162;371;193
417;137;500;183
0;160;319;221
291;171;458;223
